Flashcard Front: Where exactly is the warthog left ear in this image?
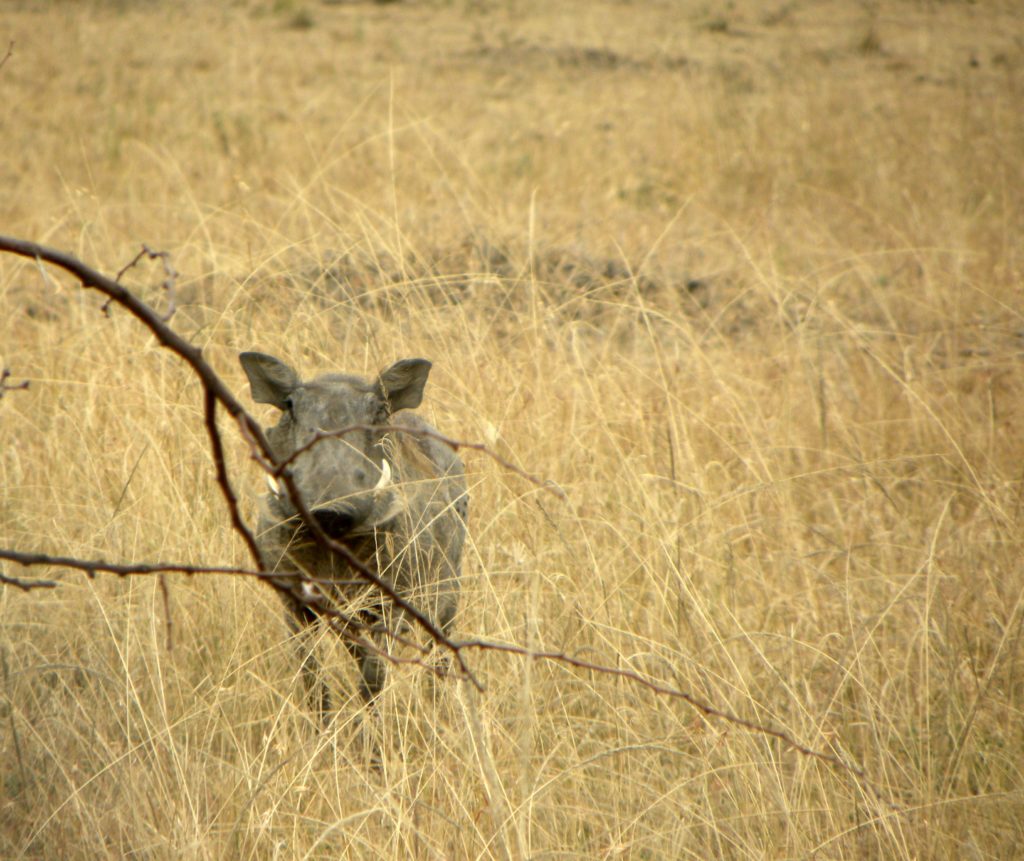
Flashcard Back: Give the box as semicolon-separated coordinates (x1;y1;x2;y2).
376;358;432;413
239;352;300;410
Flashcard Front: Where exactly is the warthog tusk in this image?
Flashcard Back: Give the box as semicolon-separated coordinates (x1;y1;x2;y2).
265;474;283;497
374;460;392;491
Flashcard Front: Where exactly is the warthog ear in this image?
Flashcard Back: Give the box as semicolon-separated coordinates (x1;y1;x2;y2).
239;352;300;410
376;358;432;413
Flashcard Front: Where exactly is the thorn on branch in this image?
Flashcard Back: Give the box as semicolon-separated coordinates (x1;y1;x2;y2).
0;368;29;399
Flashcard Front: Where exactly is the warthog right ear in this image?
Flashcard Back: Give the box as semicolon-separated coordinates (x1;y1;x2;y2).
239;352;300;410
376;358;432;413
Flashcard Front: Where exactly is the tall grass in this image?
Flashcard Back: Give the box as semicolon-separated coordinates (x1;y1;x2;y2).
2;1;1023;857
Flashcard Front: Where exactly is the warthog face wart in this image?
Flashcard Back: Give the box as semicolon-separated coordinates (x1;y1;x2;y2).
240;351;468;715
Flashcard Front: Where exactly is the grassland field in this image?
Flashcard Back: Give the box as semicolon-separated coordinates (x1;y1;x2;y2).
1;0;1023;858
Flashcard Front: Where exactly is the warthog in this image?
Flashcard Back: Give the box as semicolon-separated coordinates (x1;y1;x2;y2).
239;351;468;718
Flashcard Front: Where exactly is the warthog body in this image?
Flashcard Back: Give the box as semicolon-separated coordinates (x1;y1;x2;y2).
240;351;468;716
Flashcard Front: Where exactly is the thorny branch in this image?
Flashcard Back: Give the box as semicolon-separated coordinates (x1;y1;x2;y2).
0;233;895;805
0;233;468;679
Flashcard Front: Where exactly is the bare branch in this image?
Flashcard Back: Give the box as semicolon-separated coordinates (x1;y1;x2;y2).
273;423;567;500
459;639;839;758
0;233;894;799
455;639;901;809
0;547;378;591
0;548;264;580
115;246;150;283
203;389;265;567
0;548;431;660
0;571;59;591
115;244;177;321
0;233;464;667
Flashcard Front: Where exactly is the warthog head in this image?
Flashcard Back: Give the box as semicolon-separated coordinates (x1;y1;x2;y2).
239;351;430;540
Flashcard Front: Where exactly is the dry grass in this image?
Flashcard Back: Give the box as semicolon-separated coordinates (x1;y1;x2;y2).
2;0;1023;858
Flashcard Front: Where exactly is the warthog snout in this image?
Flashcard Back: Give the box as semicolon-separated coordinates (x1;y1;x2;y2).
265;454;396;539
240;351;468;719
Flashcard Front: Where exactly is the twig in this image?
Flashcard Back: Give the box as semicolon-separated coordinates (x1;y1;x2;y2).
202;389;265;567
0;368;29;399
0;548;265;580
112;244;178;320
455;639;901;809
0;571;59;592
0;42;12;72
0;547;386;592
273;423;567;500
0;548;431;660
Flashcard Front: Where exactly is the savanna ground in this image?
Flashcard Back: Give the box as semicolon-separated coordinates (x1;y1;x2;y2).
2;0;1023;858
